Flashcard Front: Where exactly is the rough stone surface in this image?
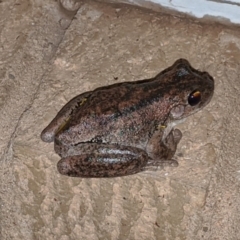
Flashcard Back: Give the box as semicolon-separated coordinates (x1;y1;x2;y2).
0;1;240;239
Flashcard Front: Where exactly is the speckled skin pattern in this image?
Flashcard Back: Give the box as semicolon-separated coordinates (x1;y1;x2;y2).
41;59;214;178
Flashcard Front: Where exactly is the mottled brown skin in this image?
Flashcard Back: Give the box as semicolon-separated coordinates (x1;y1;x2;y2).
41;59;214;178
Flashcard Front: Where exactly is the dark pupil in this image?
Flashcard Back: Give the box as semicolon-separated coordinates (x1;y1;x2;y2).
188;90;201;106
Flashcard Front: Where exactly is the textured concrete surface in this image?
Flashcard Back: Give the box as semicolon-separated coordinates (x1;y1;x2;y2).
1;0;240;239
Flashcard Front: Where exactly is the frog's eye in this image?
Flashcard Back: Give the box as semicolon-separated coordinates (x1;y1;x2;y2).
188;90;201;106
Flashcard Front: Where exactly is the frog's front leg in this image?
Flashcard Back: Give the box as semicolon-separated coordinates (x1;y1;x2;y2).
145;128;182;170
56;143;149;178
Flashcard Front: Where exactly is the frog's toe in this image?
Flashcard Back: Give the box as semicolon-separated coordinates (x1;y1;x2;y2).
173;128;182;143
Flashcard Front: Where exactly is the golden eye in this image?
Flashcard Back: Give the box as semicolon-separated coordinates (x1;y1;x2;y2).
188;90;201;106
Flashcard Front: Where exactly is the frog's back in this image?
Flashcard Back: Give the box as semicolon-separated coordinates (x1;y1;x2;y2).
69;78;166;126
56;78;170;145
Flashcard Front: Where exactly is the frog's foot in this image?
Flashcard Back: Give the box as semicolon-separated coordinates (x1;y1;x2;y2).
163;128;182;153
143;159;178;172
145;128;182;171
56;144;149;178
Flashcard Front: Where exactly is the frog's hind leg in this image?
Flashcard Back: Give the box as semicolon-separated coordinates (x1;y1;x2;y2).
145;128;182;171
57;144;149;178
41;91;92;143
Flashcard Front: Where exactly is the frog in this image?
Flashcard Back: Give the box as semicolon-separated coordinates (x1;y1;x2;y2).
41;59;214;178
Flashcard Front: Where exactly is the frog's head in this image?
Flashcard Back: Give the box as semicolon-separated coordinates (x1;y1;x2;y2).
168;59;214;120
